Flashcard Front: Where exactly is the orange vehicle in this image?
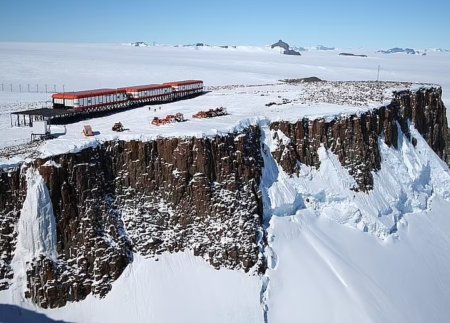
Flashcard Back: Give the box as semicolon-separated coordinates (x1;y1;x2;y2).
165;115;176;123
193;111;208;119
192;107;228;119
152;113;185;126
151;117;163;126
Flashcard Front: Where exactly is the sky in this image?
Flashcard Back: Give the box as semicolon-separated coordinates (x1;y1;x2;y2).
1;0;449;49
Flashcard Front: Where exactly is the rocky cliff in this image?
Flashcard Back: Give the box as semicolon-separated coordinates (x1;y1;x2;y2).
0;86;448;309
0;127;263;308
0;169;26;290
270;87;448;191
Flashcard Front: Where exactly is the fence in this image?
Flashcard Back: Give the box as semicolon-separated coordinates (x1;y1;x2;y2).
0;83;68;94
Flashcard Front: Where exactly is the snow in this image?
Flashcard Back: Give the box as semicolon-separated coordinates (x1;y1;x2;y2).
1;253;262;323
1;42;450;322
266;197;450;323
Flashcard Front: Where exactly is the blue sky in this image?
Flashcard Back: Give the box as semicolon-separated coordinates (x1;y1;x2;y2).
1;0;449;48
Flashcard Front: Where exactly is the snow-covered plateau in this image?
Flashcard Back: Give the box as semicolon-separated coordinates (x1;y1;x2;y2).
0;42;450;323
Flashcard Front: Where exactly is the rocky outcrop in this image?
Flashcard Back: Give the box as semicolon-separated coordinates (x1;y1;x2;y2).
270;87;448;191
394;87;448;160
378;47;417;55
0;168;27;290
271;40;302;56
339;53;368;58
0;127;263;308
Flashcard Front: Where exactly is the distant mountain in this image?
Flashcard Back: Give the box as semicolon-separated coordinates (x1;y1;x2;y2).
315;45;335;51
271;40;302;56
424;48;450;53
130;42;149;47
271;40;290;51
378;47;417;55
292;46;307;52
183;43;211;47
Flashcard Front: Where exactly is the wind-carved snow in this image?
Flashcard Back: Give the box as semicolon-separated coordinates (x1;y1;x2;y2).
10;168;57;299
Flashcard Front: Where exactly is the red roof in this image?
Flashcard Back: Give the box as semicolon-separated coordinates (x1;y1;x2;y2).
120;84;173;92
52;88;127;99
164;80;203;86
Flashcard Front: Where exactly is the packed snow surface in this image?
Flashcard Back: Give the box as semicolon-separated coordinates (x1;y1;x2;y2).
1;42;450;322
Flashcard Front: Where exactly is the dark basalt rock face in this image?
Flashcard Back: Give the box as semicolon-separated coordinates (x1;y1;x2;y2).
270;87;449;191
395;87;448;161
108;128;263;272
0;127;264;308
0;168;27;290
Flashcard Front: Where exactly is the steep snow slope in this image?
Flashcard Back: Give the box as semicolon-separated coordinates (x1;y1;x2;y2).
261;121;450;322
266;197;450;323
